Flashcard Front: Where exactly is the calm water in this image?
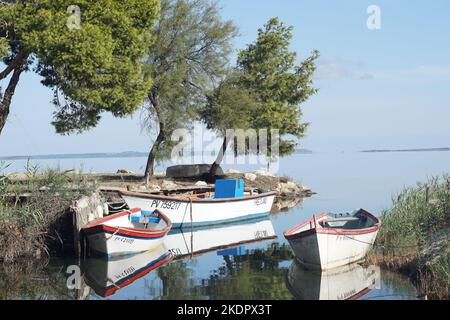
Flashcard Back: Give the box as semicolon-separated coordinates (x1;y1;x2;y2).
2;151;450;300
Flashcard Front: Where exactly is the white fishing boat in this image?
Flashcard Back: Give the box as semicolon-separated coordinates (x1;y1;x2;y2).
83;208;172;258
120;179;276;229
284;209;380;270
83;244;172;298
286;259;380;300
164;217;277;259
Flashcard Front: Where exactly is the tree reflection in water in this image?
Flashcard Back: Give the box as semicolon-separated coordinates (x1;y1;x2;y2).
156;243;295;300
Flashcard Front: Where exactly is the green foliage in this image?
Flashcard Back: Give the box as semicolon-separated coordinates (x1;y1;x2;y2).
0;0;159;134
142;0;238;164
374;174;450;299
200;72;260;135
0;38;8;59
201;18;319;158
379;175;450;249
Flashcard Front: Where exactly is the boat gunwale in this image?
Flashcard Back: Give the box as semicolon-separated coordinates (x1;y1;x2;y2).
84;208;173;237
120;190;278;204
284;209;381;241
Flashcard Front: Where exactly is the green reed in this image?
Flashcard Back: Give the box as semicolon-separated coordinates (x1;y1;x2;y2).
373;174;450;299
0;162;96;263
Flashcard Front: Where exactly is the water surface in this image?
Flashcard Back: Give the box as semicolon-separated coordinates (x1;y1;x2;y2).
2;151;450;300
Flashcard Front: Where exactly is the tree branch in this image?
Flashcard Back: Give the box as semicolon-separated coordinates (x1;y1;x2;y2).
0;50;28;81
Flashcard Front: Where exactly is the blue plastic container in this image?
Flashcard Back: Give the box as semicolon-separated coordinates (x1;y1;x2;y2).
214;179;244;199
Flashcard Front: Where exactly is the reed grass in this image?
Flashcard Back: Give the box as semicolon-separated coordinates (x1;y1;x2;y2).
0;162;96;263
370;174;450;299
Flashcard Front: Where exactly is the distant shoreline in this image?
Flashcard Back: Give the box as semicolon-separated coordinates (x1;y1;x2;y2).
361;147;450;153
0;149;314;161
2;148;450;161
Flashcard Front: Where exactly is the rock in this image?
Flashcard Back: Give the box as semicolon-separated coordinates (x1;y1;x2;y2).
279;176;289;183
286;181;298;189
244;173;257;181
254;170;275;177
279;181;302;196
195;181;208;187
117;169;134;174
227;169;241;174
138;185;148;191
148;185;161;192
161;180;179;190
166;164;224;179
154;172;165;177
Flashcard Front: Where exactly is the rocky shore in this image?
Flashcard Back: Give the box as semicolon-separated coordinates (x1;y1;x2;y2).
91;169;314;213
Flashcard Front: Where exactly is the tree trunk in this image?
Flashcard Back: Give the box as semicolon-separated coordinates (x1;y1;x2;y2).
144;129;165;185
0;66;25;135
208;136;228;181
144;94;165;186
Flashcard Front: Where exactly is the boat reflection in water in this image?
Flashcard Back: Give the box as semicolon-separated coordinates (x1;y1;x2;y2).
82;217;277;298
164;217;277;260
286;259;380;300
83;244;172;298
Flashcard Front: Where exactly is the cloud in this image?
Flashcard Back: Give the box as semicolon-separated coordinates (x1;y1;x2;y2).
409;65;450;77
314;57;353;80
314;57;375;81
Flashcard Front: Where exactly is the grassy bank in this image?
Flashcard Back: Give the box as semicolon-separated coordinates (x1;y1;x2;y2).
367;174;450;299
0;162;95;263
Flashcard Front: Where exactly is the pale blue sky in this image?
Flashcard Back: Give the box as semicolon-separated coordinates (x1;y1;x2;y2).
1;0;449;156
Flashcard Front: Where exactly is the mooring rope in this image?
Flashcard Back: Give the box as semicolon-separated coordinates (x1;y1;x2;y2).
106;227;121;241
107;202;127;211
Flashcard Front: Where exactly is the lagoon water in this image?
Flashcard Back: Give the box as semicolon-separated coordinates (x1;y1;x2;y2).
2;151;450;300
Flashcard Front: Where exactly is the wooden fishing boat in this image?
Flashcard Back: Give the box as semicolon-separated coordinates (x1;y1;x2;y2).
286;259;379;300
284;209;380;270
120;179;276;229
83;244;172;298
83;208;172;258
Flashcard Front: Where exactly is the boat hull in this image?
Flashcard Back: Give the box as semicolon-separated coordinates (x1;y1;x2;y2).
287;229;379;270
83;209;172;258
284;210;380;270
121;191;276;229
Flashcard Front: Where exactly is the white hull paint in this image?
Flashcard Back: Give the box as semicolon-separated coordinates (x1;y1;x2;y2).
121;191;276;229
83;209;172;258
286;260;380;300
164;218;277;259
83;244;172;297
284;209;380;271
85;230;166;258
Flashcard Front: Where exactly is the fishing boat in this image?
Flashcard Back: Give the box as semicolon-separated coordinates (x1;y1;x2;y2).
83;208;172;258
284;209;380;270
286;259;379;300
83;244;172;298
120;179;277;229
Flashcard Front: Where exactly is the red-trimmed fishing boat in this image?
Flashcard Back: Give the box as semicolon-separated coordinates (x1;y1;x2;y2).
83;208;172;258
284;209;380;270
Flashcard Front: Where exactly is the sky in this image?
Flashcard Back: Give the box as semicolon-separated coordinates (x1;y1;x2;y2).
1;0;449;156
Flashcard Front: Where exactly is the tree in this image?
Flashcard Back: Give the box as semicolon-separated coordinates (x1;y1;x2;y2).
0;0;158;135
202;18;319;179
141;0;238;185
199;72;260;179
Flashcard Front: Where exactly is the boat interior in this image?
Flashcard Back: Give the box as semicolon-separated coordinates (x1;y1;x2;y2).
318;210;375;230
132;211;172;230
